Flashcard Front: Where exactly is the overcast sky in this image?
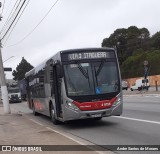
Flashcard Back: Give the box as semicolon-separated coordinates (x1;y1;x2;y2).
1;0;160;79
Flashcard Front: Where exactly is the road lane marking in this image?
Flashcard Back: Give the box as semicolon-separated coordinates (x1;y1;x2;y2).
46;127;85;145
28;117;108;153
113;116;160;125
30;119;44;126
46;127;106;154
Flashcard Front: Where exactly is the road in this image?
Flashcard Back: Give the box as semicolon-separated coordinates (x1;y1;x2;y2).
10;94;160;153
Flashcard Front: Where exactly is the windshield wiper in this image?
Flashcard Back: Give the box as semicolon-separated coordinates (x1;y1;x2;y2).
95;60;105;77
94;60;105;86
77;63;89;79
77;63;90;88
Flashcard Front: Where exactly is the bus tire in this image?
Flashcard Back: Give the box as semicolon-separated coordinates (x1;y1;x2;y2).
50;104;60;125
33;103;39;116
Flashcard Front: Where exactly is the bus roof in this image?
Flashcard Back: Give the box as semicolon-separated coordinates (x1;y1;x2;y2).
59;47;114;54
25;47;115;78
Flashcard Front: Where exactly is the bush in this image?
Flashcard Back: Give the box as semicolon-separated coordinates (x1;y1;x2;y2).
121;49;160;78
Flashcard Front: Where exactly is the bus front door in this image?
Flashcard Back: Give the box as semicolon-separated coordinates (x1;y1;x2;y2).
53;65;62;118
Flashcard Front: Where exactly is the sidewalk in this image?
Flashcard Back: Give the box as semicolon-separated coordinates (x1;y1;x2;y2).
0;103;112;154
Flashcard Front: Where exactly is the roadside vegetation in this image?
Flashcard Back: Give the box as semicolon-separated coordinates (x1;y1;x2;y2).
12;57;34;81
102;26;160;79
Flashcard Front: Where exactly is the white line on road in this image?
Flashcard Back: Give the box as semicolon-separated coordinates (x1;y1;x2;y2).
46;127;85;145
28;117;108;153
30;119;44;126
46;127;106;154
113;116;160;125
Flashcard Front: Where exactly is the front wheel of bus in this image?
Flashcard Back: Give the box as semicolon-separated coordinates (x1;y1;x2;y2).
50;104;60;125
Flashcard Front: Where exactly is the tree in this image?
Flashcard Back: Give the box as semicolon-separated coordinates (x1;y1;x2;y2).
150;32;160;49
121;49;160;78
12;57;34;81
102;26;150;64
102;28;128;64
139;28;150;50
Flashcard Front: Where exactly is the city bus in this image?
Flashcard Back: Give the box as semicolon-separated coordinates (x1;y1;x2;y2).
25;48;123;124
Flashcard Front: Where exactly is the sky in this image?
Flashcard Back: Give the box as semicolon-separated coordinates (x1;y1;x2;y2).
1;0;160;79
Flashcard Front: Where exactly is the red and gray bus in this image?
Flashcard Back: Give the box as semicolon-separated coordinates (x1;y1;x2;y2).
25;48;123;124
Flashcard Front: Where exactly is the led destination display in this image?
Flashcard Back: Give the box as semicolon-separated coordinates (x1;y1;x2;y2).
61;50;115;61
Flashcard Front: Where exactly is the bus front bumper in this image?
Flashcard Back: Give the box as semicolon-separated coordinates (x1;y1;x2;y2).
63;103;123;121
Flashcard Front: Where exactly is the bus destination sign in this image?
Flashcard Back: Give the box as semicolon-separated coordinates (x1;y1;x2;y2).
61;50;116;62
68;52;110;60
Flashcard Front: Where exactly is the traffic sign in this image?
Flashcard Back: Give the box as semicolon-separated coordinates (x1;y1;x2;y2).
144;60;148;66
4;67;12;71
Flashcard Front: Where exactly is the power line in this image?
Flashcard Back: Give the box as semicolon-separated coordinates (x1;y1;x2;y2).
1;0;12;17
3;1;29;45
3;0;30;45
0;0;22;39
6;0;60;47
1;0;5;15
1;0;27;41
1;0;24;39
0;0;20;35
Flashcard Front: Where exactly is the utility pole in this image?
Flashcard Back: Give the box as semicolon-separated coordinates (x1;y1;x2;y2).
0;1;11;114
0;40;11;114
143;60;149;92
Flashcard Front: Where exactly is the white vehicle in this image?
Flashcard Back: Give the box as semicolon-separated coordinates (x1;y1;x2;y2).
130;79;150;91
8;87;21;103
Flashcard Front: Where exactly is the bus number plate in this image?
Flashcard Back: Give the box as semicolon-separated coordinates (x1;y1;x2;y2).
91;114;101;118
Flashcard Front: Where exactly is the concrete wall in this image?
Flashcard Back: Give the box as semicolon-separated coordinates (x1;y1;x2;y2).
124;75;160;88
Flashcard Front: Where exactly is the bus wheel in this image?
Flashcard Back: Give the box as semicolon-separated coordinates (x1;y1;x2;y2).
33;103;39;116
50;104;60;125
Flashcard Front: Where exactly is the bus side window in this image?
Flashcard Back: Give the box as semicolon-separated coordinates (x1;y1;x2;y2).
50;68;55;95
36;70;45;98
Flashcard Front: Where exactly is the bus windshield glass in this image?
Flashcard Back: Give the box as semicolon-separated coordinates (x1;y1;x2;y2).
64;61;119;96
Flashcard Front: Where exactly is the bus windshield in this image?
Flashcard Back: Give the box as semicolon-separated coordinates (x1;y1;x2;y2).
64;61;119;96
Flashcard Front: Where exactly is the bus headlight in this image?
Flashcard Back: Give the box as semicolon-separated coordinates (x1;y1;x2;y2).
66;101;79;111
112;97;121;107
